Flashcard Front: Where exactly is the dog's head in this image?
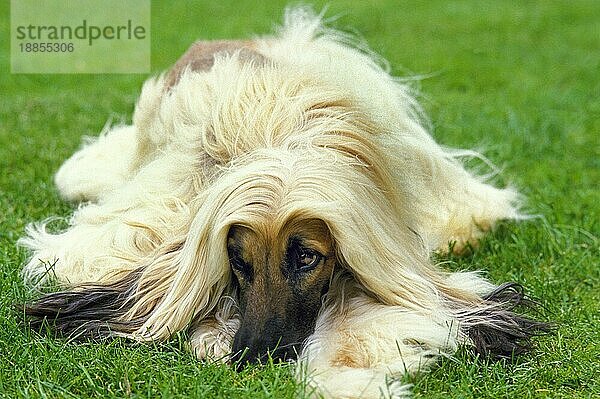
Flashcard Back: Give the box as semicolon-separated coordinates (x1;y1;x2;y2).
227;218;335;363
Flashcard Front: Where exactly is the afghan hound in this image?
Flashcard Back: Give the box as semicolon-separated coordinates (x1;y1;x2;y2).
20;7;550;399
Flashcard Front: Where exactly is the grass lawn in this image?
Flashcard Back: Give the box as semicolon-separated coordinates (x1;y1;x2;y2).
1;1;598;398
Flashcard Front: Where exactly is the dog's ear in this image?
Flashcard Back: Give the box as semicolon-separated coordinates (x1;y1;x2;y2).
164;40;269;90
460;282;554;359
20;268;146;339
20;240;191;341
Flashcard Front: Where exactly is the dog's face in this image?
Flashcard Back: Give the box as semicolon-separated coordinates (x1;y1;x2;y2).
227;218;335;364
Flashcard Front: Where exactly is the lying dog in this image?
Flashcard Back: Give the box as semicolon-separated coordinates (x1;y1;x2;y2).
20;7;549;398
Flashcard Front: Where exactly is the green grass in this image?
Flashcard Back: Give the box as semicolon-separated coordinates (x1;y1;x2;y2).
1;1;598;398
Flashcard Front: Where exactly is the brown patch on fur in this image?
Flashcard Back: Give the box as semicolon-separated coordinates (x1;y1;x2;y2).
330;333;370;368
330;352;362;368
165;40;268;89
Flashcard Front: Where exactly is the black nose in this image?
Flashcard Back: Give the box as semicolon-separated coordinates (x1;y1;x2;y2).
231;331;274;367
230;345;295;371
230;325;297;370
231;327;264;369
229;347;252;371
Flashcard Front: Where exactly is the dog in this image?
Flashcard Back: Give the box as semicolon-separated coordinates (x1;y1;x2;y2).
20;8;550;398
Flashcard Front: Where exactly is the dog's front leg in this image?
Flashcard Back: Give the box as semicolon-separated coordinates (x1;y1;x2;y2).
297;292;459;399
188;295;240;362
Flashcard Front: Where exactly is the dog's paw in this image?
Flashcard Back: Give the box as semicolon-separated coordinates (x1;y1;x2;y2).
188;316;239;362
303;367;412;399
437;218;493;255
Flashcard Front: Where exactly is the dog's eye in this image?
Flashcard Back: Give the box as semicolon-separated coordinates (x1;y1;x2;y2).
230;256;251;276
296;249;322;272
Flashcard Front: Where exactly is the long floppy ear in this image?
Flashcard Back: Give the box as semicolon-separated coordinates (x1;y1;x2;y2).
327;235;552;359
21;187;236;341
458;282;554;358
164;40;269;90
21;268;147;339
20;240;187;340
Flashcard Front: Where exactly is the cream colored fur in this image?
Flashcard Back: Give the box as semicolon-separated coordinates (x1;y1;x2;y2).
20;7;522;398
